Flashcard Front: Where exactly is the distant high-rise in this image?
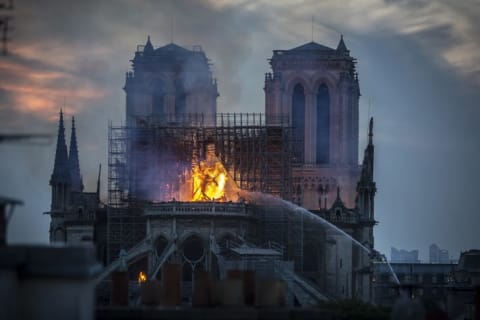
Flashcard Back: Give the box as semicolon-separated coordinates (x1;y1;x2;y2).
430;243;450;263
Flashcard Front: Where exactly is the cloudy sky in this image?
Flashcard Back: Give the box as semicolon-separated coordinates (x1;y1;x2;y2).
1;0;479;261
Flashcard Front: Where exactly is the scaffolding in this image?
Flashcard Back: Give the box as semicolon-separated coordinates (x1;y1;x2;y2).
107;113;294;262
215;113;293;199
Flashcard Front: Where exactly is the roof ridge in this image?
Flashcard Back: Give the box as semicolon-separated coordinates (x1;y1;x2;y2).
289;41;335;52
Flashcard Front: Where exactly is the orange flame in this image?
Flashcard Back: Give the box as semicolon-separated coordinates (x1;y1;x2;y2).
192;160;227;201
190;143;230;202
138;271;147;284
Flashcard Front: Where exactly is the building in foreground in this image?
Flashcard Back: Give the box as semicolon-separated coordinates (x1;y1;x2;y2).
46;36;378;304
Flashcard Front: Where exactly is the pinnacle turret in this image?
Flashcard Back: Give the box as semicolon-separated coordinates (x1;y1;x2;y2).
69;116;83;192
360;117;375;183
336;34;349;55
143;35;154;54
50;109;70;184
332;186;345;209
368;117;373;146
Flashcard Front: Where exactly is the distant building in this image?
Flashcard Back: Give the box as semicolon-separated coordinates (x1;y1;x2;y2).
430;243;450;264
391;246;420;263
374;262;454;307
374;250;480;320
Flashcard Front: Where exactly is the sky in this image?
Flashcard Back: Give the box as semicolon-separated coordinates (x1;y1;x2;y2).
1;0;479;261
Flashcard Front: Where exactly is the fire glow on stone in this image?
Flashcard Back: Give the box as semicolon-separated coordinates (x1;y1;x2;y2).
138;271;147;284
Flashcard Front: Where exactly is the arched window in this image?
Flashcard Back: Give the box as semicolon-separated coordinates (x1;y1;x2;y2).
292;83;305;163
316;84;330;164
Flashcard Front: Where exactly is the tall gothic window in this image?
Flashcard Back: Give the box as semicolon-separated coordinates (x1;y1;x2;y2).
292;83;305;163
316;84;330;164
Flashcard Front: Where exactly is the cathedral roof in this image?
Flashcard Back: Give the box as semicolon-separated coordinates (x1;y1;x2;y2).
288;41;335;52
136;41;207;64
154;43;192;55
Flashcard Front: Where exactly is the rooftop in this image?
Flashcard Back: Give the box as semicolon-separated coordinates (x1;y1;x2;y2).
288;41;335;52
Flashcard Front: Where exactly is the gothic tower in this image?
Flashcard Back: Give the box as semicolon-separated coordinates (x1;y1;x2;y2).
265;36;361;210
124;37;218;127
123;37;219;201
265;37;375;301
49;110;71;241
49;112;92;243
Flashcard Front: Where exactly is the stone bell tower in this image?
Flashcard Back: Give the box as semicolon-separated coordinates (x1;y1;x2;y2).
264;36;361;210
124;37;218;127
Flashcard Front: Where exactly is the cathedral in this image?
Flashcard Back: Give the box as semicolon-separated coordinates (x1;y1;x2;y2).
46;35;377;304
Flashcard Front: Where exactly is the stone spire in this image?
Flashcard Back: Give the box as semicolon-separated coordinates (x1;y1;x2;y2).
332;186;345;209
336;34;349;55
368;116;373;146
50;109;70;185
69;116;83;192
143;35;154;54
361;117;375;182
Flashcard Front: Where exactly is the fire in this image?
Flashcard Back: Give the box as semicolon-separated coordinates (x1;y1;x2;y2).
192;160;228;201
191;142;230;202
138;271;147;284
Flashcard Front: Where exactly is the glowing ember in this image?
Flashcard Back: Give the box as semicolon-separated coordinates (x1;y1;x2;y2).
138;271;147;284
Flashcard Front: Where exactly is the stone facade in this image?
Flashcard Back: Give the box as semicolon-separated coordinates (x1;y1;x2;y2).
265;39;360;209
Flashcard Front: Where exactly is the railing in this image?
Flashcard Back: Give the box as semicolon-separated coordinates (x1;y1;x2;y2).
145;202;252;217
322;215;359;224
